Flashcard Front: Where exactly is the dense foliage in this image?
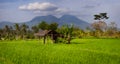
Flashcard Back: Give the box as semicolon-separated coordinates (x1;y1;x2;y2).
0;13;120;41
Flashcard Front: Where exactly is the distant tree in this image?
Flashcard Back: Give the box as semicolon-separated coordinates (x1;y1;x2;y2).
94;13;109;21
92;21;107;31
26;29;34;39
48;22;58;31
72;27;81;37
92;13;109;37
14;23;20;31
9;26;15;40
59;24;74;44
0;29;3;40
31;26;39;33
38;21;48;30
20;23;29;39
93;13;108;31
4;25;10;32
14;23;21;39
106;22;117;36
108;22;117;31
85;26;92;37
3;25;11;40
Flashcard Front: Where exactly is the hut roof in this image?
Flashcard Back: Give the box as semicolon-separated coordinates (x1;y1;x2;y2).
34;30;51;37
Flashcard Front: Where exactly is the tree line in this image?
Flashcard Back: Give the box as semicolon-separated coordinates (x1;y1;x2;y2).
0;13;120;41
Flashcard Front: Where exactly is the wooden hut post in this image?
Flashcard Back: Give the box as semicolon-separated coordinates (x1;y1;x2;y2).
43;35;46;44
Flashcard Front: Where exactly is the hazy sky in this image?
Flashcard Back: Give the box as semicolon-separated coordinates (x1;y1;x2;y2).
0;0;120;27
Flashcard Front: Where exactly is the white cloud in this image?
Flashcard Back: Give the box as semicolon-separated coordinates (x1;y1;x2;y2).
19;5;27;10
19;2;58;11
55;8;69;13
19;2;70;16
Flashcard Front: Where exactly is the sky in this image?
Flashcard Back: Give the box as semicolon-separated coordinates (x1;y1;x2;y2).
0;0;120;27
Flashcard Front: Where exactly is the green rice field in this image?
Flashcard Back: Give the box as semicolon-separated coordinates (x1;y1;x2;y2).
0;39;120;64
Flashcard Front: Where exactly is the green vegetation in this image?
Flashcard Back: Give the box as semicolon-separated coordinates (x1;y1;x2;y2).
0;13;120;41
0;13;120;64
0;39;120;64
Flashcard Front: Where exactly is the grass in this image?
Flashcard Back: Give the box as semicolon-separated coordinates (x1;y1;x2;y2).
0;39;120;64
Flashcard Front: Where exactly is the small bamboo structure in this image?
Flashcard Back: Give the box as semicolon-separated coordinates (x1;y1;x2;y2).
34;30;59;44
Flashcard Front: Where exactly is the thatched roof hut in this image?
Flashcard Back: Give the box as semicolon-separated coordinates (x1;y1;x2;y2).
34;30;51;37
34;30;59;44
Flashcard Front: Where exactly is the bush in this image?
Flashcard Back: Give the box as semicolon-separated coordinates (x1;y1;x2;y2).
57;37;67;44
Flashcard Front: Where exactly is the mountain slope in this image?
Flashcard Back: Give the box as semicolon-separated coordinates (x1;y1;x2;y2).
0;15;90;29
0;21;14;28
59;15;90;29
26;15;60;27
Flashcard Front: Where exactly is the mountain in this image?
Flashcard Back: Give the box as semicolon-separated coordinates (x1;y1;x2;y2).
25;15;90;29
59;15;90;29
0;15;90;29
0;21;14;28
25;15;60;27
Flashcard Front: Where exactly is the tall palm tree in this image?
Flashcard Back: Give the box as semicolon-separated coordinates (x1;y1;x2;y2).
14;23;20;30
14;23;21;39
3;25;10;40
20;23;29;39
94;13;109;21
92;13;109;37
